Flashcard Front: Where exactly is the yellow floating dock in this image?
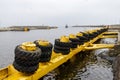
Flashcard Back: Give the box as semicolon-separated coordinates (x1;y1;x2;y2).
0;28;118;80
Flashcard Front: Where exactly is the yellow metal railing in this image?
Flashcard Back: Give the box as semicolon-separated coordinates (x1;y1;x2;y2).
101;35;118;38
103;32;118;35
85;44;115;50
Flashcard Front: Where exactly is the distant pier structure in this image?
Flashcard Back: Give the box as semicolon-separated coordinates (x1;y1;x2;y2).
72;25;105;27
0;25;58;32
108;24;120;30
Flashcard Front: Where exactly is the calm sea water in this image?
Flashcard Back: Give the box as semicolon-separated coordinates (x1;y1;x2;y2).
0;27;93;68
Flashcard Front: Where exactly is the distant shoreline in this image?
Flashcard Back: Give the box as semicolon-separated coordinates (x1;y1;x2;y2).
0;26;58;32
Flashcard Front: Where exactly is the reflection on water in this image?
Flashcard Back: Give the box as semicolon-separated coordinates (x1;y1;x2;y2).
74;57;113;80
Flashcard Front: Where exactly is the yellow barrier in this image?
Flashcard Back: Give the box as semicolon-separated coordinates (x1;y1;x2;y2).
101;35;118;38
103;32;118;35
85;44;115;50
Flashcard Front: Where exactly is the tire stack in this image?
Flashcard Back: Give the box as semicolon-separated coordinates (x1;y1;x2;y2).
53;36;72;55
80;32;90;41
88;32;95;39
76;32;88;45
99;28;107;33
93;31;99;37
69;34;80;48
98;29;103;34
13;42;41;74
96;30;101;35
34;40;53;62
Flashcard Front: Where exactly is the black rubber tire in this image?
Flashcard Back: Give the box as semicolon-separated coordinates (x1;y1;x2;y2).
98;30;102;34
39;57;51;62
77;36;88;42
15;45;41;61
15;57;40;66
101;29;105;33
69;38;80;42
97;30;100;34
76;36;88;44
55;39;72;47
77;36;86;40
14;45;41;66
100;29;103;33
34;41;53;62
53;48;70;55
88;33;94;39
54;45;70;50
39;51;52;62
93;32;98;37
34;40;53;52
83;33;89;38
69;38;80;48
13;61;39;74
79;32;88;37
71;42;78;48
78;32;89;41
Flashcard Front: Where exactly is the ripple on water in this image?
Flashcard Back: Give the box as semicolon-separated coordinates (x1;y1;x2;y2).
74;58;113;80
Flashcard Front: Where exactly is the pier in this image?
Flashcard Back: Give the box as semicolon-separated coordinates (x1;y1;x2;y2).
0;27;118;80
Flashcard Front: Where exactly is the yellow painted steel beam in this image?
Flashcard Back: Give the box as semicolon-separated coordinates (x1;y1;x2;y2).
0;68;8;80
85;44;115;50
103;32;118;35
101;35;118;38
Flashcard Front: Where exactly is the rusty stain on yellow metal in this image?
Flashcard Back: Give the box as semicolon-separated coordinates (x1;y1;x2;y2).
20;42;36;51
0;29;118;80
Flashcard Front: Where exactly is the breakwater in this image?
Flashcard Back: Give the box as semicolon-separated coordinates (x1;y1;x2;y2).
0;26;57;31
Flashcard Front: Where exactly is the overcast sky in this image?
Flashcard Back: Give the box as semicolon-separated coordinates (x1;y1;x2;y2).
0;0;120;27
